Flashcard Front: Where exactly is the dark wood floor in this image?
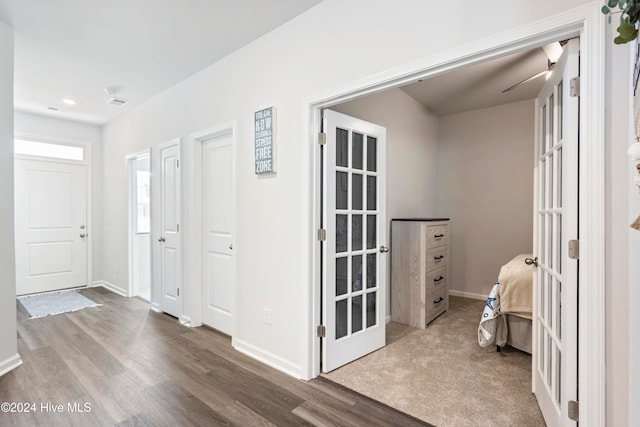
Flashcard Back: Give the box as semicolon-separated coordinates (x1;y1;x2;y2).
1;287;431;426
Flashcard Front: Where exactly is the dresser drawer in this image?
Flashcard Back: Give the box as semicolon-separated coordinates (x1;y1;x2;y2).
427;224;448;248
426;287;448;323
426;266;447;293
426;246;448;272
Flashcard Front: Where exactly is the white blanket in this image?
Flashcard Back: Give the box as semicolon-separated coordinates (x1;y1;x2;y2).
498;254;533;319
478;282;507;347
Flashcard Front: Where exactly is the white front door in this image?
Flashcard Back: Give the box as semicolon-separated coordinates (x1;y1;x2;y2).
532;38;579;426
202;133;235;334
322;109;387;372
15;159;88;295
157;142;182;317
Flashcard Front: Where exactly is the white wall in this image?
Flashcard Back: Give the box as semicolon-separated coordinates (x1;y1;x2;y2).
13;112;104;282
438;100;534;296
0;18;19;375
332;88;440;317
100;0;600;379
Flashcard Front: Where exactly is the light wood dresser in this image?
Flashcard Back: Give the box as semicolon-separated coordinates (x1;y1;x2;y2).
391;218;450;328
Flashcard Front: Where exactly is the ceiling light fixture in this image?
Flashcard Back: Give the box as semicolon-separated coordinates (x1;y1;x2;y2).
61;98;77;105
502;41;565;93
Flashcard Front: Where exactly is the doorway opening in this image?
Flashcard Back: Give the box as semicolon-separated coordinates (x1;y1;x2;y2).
128;151;151;302
310;7;605;425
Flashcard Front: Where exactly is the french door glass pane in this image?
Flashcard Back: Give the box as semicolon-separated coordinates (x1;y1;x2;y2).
367;137;377;172
352;215;362;251
366;292;377;327
550;94;555;144
352;255;362;291
337;128;348;167
366;254;376;288
336;257;347;296
558;82;563;140
352;132;363;170
336;299;347;339
352;174;363;210
336;172;348;210
336;215;347;253
352;296;363;333
366;215;376;249
367;176;377;211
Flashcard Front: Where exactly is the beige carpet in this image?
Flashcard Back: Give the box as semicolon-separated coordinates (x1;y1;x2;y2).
323;296;545;427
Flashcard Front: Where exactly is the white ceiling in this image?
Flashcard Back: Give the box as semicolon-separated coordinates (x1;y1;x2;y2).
0;0;323;125
401;47;550;117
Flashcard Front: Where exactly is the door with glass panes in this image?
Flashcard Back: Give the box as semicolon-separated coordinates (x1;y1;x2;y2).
322;109;387;372
531;38;579;426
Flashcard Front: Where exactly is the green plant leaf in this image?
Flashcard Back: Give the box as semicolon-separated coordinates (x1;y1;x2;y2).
619;19;637;38
610;0;619;7
602;5;611;13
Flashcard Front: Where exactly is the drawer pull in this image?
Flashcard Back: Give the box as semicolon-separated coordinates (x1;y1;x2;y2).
434;234;445;238
434;276;444;283
433;297;444;304
434;255;444;261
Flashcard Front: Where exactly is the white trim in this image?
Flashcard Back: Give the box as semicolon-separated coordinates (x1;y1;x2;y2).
179;315;192;326
91;280;127;297
150;302;162;313
578;5;606;426
0;354;23;377
448;289;489;301
306;3;605;423
234;338;303;379
187;123;236;333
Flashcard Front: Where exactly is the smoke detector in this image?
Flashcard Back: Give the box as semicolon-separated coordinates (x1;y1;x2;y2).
106;97;128;106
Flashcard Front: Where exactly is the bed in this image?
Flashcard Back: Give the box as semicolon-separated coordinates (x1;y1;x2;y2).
478;254;533;354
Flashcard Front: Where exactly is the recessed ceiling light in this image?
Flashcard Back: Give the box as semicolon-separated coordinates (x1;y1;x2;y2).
61;98;76;105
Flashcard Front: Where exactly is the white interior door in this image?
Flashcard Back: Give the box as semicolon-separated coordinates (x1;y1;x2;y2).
202;133;235;334
322;109;387;372
15;159;88;295
158;143;182;317
532;38;579;426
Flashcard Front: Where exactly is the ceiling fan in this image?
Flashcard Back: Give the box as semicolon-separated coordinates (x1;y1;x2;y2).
502;41;565;93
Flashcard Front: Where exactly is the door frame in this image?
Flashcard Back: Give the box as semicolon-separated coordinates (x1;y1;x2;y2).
306;4;605;424
185;122;237;338
126;149;151;299
14;133;93;292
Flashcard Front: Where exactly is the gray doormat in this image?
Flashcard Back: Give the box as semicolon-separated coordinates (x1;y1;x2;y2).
17;289;101;319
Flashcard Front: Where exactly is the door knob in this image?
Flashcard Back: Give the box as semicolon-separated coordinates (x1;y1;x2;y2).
524;256;538;267
80;233;86;238
229;244;233;250
379;245;390;253
80;225;86;229
158;237;165;243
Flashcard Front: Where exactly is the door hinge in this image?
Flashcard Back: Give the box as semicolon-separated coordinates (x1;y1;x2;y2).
570;77;580;97
176;159;180;168
568;400;579;421
318;132;326;146
568;239;579;260
177;223;180;232
177;288;180;297
317;228;327;241
317;325;326;338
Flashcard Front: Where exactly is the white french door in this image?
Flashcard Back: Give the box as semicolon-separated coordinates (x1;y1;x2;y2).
532;38;579;426
15;159;88;295
322;109;387;372
202;133;235;335
156;142;182;318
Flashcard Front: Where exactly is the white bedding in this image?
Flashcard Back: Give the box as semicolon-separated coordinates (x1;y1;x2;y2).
497;254;533;319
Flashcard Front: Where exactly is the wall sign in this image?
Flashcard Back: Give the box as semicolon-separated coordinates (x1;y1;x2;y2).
255;107;276;174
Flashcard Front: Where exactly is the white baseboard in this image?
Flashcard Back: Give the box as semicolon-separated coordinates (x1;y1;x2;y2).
91;280;128;297
449;289;488;301
233;338;302;379
179;315;192;327
150;302;162;313
0;354;23;377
